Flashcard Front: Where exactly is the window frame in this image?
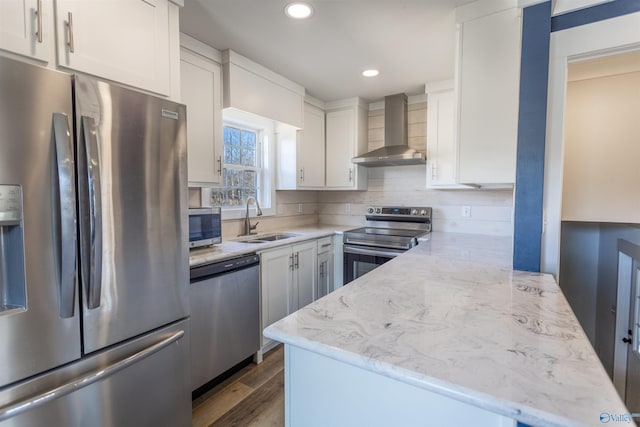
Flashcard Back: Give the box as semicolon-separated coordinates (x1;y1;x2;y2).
212;109;276;220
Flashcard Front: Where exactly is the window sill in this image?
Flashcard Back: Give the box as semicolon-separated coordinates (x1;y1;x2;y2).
221;206;276;221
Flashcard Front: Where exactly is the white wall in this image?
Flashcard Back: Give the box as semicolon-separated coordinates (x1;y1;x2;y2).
562;71;640;222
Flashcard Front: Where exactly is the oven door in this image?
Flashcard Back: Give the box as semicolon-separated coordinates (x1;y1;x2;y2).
343;244;405;284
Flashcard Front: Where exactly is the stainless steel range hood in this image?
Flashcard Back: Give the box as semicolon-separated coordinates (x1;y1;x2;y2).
351;93;425;167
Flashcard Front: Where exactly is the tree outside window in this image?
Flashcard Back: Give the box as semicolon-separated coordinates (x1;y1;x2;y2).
211;125;260;207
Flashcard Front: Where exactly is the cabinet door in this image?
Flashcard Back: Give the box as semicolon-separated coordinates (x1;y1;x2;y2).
325;108;355;188
297;103;325;188
457;8;520;184
294;241;317;310
0;0;50;61
180;48;222;185
317;251;333;299
427;89;458;187
55;0;171;95
260;247;294;331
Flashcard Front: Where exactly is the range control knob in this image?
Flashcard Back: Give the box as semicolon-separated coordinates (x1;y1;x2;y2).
420;209;427;216
367;207;374;214
411;208;418;215
375;207;382;214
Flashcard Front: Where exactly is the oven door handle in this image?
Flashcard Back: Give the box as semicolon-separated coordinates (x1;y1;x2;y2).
343;245;403;258
344;238;410;251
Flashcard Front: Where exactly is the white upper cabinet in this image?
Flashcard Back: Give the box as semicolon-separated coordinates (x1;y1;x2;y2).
277;100;325;190
54;0;172;95
426;82;457;188
297;103;326;188
180;45;223;186
223;50;304;129
425;81;476;189
325;98;368;190
455;2;521;185
0;0;51;62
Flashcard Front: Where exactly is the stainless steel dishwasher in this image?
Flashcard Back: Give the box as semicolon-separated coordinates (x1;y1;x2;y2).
189;253;260;392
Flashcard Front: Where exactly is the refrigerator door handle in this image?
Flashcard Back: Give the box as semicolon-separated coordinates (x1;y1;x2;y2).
0;330;184;422
52;113;77;318
80;116;103;309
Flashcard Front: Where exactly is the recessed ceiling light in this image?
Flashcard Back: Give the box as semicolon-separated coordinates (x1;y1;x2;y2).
285;2;314;19
362;69;380;77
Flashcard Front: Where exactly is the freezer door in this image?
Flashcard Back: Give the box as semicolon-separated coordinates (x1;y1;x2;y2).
74;75;189;353
0;58;81;388
0;319;190;427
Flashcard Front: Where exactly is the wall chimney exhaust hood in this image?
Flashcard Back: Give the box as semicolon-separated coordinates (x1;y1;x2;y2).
351;93;425;167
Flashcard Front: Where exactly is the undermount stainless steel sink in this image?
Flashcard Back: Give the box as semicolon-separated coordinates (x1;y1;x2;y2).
238;233;300;244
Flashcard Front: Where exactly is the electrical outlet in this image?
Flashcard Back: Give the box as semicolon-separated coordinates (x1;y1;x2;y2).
298;203;304;213
277;204;285;215
462;205;472;217
345;203;351;213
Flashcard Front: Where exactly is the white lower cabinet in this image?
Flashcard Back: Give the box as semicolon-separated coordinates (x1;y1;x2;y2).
260;240;317;350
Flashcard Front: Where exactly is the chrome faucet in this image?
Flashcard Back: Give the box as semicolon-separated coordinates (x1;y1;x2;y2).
243;196;263;236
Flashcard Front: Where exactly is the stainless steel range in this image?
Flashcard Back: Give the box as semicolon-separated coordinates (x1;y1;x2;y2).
343;206;432;284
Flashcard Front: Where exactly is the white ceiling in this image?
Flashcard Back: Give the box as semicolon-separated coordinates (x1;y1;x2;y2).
180;0;475;103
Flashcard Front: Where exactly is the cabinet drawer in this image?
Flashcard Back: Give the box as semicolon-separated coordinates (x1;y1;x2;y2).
317;237;333;254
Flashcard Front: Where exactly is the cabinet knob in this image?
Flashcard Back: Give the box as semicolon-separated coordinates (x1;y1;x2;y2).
348;168;353;182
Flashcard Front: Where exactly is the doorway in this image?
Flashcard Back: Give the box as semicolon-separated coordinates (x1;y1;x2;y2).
614;240;640;411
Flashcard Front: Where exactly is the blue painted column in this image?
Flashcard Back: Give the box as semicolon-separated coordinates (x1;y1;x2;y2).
512;1;551;272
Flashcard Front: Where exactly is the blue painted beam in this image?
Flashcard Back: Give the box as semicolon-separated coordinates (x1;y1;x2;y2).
552;0;640;32
513;1;551;272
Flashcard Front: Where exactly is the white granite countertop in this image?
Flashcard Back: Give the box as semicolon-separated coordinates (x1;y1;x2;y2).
264;232;630;427
189;225;349;267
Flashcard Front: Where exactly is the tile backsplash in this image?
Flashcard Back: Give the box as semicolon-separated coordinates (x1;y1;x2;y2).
317;165;514;236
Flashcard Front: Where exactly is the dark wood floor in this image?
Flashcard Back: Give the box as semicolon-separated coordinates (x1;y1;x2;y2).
192;346;285;427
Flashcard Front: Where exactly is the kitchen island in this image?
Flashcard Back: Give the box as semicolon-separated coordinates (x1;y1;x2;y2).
264;232;629;427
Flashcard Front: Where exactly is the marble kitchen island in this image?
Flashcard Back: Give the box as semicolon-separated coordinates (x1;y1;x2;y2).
264;232;630;427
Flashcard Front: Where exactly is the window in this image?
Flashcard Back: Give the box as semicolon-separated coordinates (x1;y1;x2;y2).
210;125;260;207
208;109;275;218
209;118;274;216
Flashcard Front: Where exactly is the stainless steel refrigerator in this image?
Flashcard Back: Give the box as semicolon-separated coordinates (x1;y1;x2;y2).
0;57;190;426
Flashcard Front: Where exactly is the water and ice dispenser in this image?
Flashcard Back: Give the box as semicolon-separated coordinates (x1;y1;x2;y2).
0;185;25;311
